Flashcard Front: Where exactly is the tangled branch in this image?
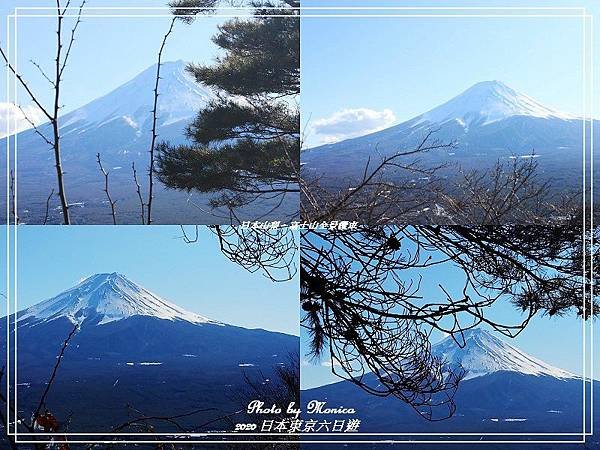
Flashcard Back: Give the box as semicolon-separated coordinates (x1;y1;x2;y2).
301;130;454;225
213;226;297;282
300;224;596;419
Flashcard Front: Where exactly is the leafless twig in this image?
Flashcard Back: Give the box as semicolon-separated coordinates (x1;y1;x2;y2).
147;17;176;225
43;189;55;225
29;60;55;87
96;153;117;225
301;130;454;224
33;324;78;421
15;103;53;146
132;162;146;225
9;170;18;225
212;225;298;282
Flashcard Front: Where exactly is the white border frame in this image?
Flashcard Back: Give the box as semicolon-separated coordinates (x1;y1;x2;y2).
4;4;595;446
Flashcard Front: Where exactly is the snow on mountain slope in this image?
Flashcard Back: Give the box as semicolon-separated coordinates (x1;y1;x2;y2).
60;60;214;134
433;328;576;380
17;272;219;327
304;80;582;155
415;80;576;129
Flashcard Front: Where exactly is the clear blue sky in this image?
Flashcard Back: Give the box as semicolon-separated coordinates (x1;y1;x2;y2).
301;233;598;389
0;226;299;336
301;0;598;147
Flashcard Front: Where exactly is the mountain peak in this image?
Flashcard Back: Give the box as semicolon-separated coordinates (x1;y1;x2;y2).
416;80;575;128
88;271;124;280
433;328;576;380
463;80;510;92
18;273;217;327
60;60;215;132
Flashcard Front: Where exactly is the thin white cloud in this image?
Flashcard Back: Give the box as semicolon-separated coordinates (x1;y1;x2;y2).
0;103;45;138
321;359;342;368
307;108;396;147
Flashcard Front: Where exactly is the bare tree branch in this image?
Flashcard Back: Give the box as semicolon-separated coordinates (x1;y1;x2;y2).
59;0;86;79
33;324;78;422
300;224;596;420
9;170;18;225
0;0;86;225
29;60;55;87
96;153;117;225
132;161;146;225
147;17;177;225
301;131;454;225
212;225;298;282
0;46;53;121
440;155;580;225
15;103;53;146
43;189;55;225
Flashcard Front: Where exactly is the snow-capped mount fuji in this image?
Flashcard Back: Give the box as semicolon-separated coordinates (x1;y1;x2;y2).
1;60;219;224
60;60;214;135
13;59;213;159
17;272;217;327
2;59;298;224
433;328;576;380
303;328;595;439
303;80;594;190
4;274;298;432
414;80;576;129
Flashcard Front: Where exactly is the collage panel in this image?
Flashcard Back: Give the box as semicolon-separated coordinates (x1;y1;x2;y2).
3;3;299;225
298;5;597;448
300;11;594;224
299;225;595;446
2;225;299;441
